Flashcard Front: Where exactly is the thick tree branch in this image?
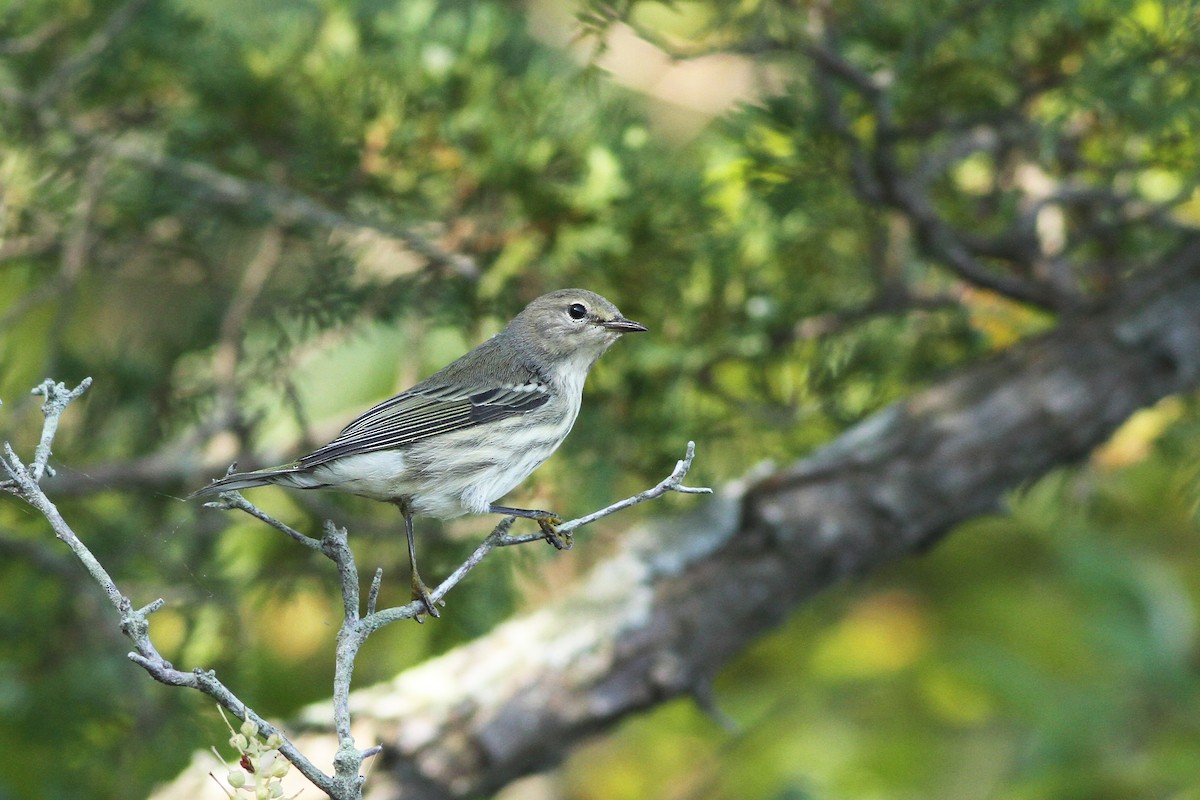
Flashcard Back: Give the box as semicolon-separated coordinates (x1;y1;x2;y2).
173;241;1200;800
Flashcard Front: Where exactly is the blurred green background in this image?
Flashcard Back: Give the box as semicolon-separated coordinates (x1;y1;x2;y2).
2;0;1199;797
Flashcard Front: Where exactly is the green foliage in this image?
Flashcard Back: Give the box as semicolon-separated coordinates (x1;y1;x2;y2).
1;0;1199;797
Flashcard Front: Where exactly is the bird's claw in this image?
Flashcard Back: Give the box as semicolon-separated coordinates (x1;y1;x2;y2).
411;572;444;623
536;513;571;550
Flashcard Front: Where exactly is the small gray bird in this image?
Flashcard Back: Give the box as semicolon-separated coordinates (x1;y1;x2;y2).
193;289;646;618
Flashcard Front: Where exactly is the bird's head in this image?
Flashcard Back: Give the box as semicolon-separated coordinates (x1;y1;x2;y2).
508;288;647;366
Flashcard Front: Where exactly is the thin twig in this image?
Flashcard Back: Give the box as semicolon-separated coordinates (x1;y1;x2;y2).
1;379;338;796
216;440;711;793
560;440;712;532
205;491;322;551
367;569;383;616
4;376;709;799
222;441;711;626
29;377;91;482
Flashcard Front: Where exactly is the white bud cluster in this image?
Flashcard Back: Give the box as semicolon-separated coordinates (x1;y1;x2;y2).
218;715;292;799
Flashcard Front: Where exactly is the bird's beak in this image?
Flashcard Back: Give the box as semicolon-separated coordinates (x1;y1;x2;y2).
601;316;648;334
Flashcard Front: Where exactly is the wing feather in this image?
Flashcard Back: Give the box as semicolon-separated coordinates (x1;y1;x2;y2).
297;379;551;469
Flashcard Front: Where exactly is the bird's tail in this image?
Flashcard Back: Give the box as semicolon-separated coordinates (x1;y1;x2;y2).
189;463;319;499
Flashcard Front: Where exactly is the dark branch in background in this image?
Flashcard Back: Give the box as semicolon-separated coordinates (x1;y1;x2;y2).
789;291;961;342
801;15;1068;310
622;7;1198;313
0;232;58;263
0;0;478;289
0;155;101;333
1;377;708;799
0;528;79;579
100;140;479;280
0;18;65;56
806;8;1200;311
30;0;150;106
617;10;1061;308
35;154;108;375
205;226;284;452
205;240;1200;800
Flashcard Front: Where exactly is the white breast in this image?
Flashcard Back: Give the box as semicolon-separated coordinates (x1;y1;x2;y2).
306;356;594;519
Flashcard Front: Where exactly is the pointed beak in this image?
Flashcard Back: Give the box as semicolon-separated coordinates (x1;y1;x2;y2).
601;316;648;334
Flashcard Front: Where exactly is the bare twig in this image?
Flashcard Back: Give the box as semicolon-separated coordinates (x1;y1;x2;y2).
205;491;322;552
28;377;90;482
3;376;708;800
205;441;711;793
1;379;337;797
217;441;710;619
549;440;710;533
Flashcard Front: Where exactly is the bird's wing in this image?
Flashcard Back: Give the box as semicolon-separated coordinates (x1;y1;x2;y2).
297;378;551;468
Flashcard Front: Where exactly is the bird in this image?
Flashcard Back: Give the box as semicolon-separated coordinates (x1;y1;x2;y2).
192;289;647;619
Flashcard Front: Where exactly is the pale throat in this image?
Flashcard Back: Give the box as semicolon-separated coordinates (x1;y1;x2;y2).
547;345;606;398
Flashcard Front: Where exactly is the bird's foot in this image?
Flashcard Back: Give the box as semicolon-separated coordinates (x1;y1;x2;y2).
488;505;571;550
535;512;571;551
410;571;444;623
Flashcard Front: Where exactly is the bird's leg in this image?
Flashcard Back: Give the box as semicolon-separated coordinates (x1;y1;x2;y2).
488;504;570;550
403;510;441;621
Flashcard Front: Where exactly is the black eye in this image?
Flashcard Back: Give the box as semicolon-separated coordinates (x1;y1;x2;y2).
567;303;587;320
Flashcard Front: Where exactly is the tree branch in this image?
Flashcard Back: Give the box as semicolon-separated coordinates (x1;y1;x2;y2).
201;445;708;795
171;241;1200;800
801;12;1074;310
1;381;337;796
0;232;59;264
3;375;708;799
100;139;479;280
30;0;151;107
0;18;66;56
0;403;328;797
0;78;479;282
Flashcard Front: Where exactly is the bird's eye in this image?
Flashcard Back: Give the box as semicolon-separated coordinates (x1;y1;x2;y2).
567;303;588;320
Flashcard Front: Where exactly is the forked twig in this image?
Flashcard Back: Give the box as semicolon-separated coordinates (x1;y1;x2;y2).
2;377;711;800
